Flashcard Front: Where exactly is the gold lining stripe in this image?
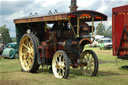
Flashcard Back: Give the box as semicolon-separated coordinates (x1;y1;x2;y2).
92;17;94;36
118;13;126;15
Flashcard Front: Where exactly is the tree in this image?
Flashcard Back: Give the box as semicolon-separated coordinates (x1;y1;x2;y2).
104;25;112;38
95;23;105;35
95;23;112;38
0;25;11;45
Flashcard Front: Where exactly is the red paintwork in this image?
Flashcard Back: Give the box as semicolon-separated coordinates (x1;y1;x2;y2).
112;5;128;56
57;41;65;50
41;41;56;59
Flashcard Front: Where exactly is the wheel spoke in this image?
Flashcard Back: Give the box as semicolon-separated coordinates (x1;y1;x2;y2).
59;55;62;62
84;66;89;74
88;67;93;75
61;69;65;76
22;44;29;50
85;65;93;75
83;56;87;62
90;57;94;63
57;57;59;62
58;69;61;76
61;68;65;72
86;53;90;61
61;62;65;68
29;55;34;61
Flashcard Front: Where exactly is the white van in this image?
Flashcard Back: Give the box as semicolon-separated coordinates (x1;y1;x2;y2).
89;35;104;47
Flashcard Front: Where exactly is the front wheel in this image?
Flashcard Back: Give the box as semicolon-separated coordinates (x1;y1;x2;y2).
80;50;99;76
52;50;69;79
19;34;39;73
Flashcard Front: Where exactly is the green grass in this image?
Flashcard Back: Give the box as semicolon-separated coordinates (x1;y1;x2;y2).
0;47;128;85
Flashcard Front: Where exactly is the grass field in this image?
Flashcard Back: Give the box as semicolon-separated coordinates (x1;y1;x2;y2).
0;47;128;85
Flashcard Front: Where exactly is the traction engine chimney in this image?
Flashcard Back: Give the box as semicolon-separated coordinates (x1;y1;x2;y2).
69;0;78;12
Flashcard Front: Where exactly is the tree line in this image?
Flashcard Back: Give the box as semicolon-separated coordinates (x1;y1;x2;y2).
95;23;112;38
0;25;12;45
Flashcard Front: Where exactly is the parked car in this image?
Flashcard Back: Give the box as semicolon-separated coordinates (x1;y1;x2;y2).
2;42;18;59
0;44;4;54
98;38;112;50
0;35;4;54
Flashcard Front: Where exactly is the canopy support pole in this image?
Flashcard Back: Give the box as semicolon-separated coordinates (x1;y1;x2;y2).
67;18;77;37
92;17;94;36
45;22;47;32
77;17;80;37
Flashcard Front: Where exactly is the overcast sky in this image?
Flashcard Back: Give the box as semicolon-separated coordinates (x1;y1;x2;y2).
0;0;128;37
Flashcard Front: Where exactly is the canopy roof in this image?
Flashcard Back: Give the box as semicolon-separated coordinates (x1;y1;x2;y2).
14;10;107;24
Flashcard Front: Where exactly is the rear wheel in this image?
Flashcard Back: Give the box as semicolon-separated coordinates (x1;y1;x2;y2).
14;53;18;59
52;50;69;79
19;34;39;73
80;50;99;76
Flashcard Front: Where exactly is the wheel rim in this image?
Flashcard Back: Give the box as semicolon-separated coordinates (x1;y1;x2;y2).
52;52;66;78
80;51;95;76
15;53;18;59
19;35;34;71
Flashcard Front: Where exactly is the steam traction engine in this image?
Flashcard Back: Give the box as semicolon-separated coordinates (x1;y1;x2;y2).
14;0;107;78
